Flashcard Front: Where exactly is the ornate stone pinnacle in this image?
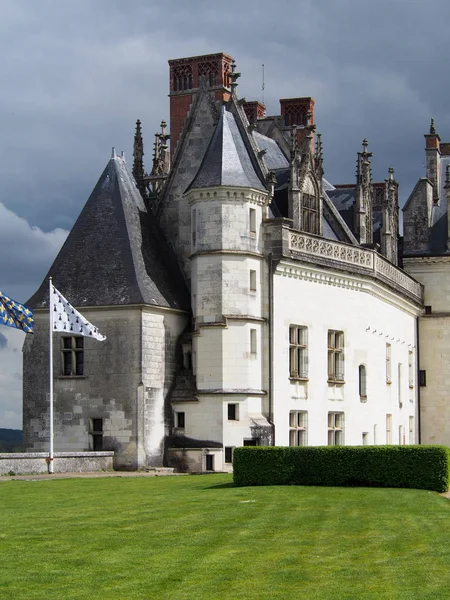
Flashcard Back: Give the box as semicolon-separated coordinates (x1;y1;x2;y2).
388;167;395;181
229;60;241;91
362;138;368;152
430;118;436;135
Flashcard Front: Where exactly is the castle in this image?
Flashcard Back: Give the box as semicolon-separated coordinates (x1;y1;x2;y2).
21;52;446;471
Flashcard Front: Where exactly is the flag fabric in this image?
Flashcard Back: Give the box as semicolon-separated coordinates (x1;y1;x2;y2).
0;290;34;333
51;285;106;341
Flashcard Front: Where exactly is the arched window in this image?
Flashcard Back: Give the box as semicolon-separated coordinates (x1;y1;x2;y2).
359;364;367;401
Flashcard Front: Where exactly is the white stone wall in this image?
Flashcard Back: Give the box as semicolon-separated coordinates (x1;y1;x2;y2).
272;260;419;447
403;257;450;445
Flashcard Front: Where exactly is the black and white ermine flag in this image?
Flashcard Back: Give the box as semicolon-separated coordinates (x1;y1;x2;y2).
51;285;106;341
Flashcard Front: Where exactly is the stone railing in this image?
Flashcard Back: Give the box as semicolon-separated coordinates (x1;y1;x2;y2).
288;231;423;302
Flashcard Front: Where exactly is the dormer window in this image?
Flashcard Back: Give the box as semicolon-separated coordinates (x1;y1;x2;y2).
302;193;320;235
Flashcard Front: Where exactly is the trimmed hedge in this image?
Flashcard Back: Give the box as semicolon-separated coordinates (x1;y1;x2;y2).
233;445;450;492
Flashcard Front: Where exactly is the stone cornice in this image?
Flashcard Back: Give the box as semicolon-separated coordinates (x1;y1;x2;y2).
403;255;450;265
196;389;267;396
33;304;188;316
275;261;422;316
186;186;268;206
191;250;264;259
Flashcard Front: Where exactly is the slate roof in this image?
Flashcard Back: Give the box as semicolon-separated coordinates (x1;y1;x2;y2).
252;131;289;171
27;154;189;310
187;107;266;192
326;186;356;233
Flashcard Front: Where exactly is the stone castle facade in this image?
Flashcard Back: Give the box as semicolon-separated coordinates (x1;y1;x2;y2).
21;52;446;471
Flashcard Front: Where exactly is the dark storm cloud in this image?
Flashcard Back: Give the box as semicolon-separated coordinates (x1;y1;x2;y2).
1;0;449;427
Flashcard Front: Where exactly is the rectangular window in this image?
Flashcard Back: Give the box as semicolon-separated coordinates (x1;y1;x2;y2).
362;432;369;445
409;416;414;444
398;363;403;407
249;208;256;234
399;425;405;445
91;418;103;451
227;403;239;421
408;351;414;388
224;447;234;463
359;364;367;400
289;411;308;446
386;414;392;444
250;328;257;354
328;412;344;446
289;325;308;379
61;336;84;376
419;370;426;387
386;343;392;383
176;412;185;429
328;330;344;382
374;424;378;445
249;269;257;291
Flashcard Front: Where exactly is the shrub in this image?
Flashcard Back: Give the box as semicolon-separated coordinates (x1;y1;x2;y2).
233;445;450;492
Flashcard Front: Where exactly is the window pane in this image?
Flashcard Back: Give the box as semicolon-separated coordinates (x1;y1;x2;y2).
75;351;84;376
63;353;72;376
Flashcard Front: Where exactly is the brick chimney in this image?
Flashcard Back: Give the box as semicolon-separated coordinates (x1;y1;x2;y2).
243;100;265;124
424;118;441;204
168;52;234;159
280;97;315;151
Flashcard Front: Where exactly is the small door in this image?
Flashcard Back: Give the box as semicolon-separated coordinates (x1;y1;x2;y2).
205;454;214;471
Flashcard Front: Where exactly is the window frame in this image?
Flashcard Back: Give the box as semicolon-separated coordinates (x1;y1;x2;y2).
302;192;320;235
176;412;185;429
289;410;308;446
386;343;392;384
227;403;239;421
358;364;367;401
386;414;392;444
328;411;345;446
289;325;308;380
60;336;84;377
327;330;345;383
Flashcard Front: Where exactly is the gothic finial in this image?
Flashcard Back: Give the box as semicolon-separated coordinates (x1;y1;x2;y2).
315;132;324;179
430;118;436;135
388;167;395;181
290;125;298;156
111;147;116;159
229;60;241;92
132;119;146;197
362;138;368;152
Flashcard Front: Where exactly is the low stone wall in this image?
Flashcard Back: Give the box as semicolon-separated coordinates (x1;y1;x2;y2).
0;451;115;475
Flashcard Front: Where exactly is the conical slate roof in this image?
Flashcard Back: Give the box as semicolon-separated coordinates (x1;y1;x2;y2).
27;153;189;310
187;106;266;192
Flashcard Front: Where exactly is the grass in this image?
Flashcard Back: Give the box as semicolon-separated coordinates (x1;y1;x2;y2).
1;474;450;599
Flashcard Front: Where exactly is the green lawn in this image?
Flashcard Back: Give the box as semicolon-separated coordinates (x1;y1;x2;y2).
1;474;450;599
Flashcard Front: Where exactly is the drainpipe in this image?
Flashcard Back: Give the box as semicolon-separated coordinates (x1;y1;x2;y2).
416;316;421;444
268;252;275;445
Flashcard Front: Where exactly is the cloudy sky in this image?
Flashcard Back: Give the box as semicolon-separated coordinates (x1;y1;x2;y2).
1;0;448;429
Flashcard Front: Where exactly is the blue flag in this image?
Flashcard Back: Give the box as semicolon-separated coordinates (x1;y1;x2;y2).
0;290;34;333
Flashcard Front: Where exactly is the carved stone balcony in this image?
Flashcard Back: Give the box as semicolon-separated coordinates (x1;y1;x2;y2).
281;228;423;305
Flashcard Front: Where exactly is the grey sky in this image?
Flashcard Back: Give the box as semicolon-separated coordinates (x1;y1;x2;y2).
0;0;447;428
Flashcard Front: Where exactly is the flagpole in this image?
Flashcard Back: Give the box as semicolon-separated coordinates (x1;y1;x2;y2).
48;277;54;474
